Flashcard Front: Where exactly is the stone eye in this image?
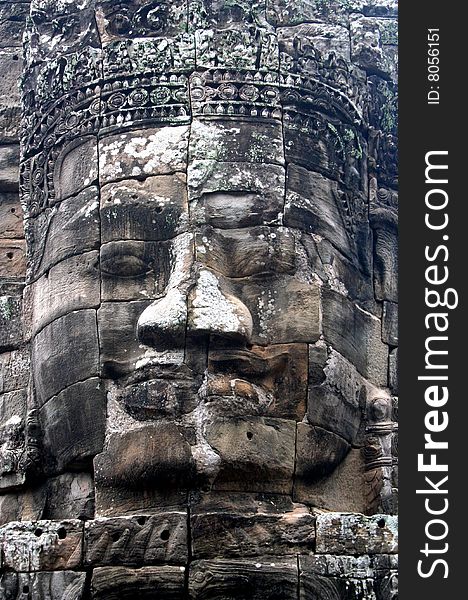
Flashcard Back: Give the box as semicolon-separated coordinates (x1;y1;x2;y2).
100;242;150;278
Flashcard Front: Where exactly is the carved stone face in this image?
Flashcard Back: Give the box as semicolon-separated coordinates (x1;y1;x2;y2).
18;0;398;521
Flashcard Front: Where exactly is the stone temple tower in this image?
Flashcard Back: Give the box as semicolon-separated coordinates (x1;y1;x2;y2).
0;1;398;597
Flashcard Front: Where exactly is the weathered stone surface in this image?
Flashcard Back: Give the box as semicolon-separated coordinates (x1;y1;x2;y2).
0;571;87;600
0;239;26;278
389;348;398;394
279;22;351;64
0;144;19;191
99;127;189;184
94;423;196;496
295;448;368;513
91;566;185;599
0;388;27;491
207;417;296;493
53;137;98;202
300;554;398;600
100;174;188;243
101;240;172;302
26;187;100;279
0;520;83;571
43;473;95;521
192;1;278;71
39;378;106;474
0;105;21;143
295;423;351;485
0;347;29;394
32;310;99;403
196;226;296;278
207;342;308;420
85;512;188;566
0;50;21;108
0;486;47;527
285;165;370;271
374;228;398;302
189;119;284;166
316;513;398;555
0;3;29;49
189;161;285;229
191;493;315;559
0;292;23;350
189;558;299;599
98;300;150;378
382;301;398;346
350;15;398;81
25;251;100;336
236;276;321;345
308;345;366;444
0;193;23;238
300;234;377;313
321;287;388;386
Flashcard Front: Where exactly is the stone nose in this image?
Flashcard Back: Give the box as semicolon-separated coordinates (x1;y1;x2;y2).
137;268;253;350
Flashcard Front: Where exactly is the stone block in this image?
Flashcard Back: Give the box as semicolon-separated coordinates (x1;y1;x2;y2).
0;3;30;49
94;423;196;495
188;161;285;229
39;378;106;474
308;346;366;444
191;2;278;71
25;251;100;336
0;520;83;571
0;144;19;191
189;558;299;599
278;22;351;64
0;239;26;278
26;187;100;279
44;473;95;521
196;225;296;278
0;50;21;108
101;240;172;302
189;119;284;165
191;493;315;559
0;293;23;351
99;127;189;184
300;554;398;600
321;287;388;386
32;310;100;403
374;228;398;302
0;487;47;527
350;15;398;81
0;106;21;143
53;136;98;202
85;512;188;566
294;448;368;513
0;347;29;394
301;234;376;312
235;275;321;345
207;342;308;420
206;417;296;493
0;571;87;600
0;388;27;491
382;301;398;346
285;165;370;270
295;423;351;484
0;192;24;238
100;174;188;243
389;348;398;394
315;513;398;554
91;566;185;599
98;300;150;378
